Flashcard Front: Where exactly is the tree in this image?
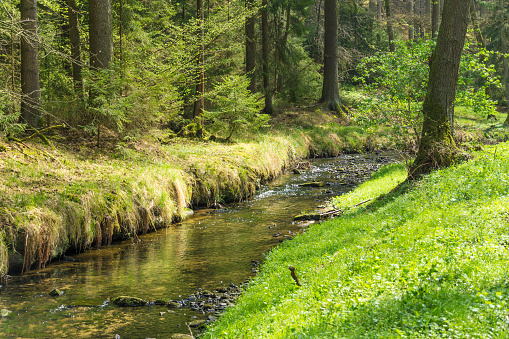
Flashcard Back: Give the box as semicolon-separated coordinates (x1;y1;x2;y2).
320;0;341;112
20;0;41;128
89;0;113;70
193;0;205;118
410;0;471;178
384;0;395;52
261;0;273;114
431;0;439;38
499;0;509;124
245;0;256;94
67;0;84;99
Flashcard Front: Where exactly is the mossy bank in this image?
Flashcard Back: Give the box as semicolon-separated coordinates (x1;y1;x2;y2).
203;142;509;338
0;110;404;276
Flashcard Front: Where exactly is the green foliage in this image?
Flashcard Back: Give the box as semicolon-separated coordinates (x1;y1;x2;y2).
204;75;267;140
355;39;501;142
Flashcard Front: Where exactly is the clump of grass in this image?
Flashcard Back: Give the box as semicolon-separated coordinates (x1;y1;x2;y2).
204;142;509;338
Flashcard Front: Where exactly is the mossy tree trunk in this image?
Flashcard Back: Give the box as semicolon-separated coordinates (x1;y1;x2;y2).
320;0;342;113
409;0;470;178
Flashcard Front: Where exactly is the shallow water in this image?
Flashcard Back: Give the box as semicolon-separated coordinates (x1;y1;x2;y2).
0;153;401;338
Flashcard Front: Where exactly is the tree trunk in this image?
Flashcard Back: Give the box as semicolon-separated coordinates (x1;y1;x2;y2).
89;0;113;69
424;0;430;36
261;0;273;115
470;0;484;48
410;0;471;178
245;0;256;93
431;0;439;38
193;0;205;118
384;0;395;51
500;0;509;124
20;0;41;128
320;0;341;112
67;0;84;99
409;0;414;41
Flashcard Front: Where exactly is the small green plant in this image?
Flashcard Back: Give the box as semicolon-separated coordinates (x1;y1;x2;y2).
204;75;267;141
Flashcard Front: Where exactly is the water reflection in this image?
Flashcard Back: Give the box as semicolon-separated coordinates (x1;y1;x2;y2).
0;153;400;338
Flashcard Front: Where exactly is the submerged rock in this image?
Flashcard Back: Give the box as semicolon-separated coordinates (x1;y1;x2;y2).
111;296;147;307
169;334;194;339
188;319;207;328
298;181;324;187
49;288;64;297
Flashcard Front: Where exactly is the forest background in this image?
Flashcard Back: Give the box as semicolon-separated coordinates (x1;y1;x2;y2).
1;0;509;277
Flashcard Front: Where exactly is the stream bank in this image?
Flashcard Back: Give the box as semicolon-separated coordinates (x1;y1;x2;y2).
0;153;402;338
0;111;407;277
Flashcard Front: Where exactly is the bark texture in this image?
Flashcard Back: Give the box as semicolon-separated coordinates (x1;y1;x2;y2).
67;0;83;98
193;0;205;118
89;0;113;69
20;0;41;128
261;0;273;115
431;0;439;38
245;0;256;94
320;0;341;112
500;0;509;124
410;0;471;178
384;0;395;51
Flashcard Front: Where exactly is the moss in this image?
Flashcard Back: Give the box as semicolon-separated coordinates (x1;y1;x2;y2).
111;296;147;307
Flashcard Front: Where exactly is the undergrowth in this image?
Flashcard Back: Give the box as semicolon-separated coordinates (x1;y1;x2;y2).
203;142;509;338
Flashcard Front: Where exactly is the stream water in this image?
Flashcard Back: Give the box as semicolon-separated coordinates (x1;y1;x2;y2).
0;153;401;338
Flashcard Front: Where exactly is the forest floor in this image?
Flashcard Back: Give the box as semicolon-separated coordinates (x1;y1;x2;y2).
0;106;507;281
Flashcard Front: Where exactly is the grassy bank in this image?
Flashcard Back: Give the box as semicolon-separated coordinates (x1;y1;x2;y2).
203;142;509;338
0;110;402;276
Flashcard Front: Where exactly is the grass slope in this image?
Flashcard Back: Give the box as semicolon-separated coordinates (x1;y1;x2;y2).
204;142;509;338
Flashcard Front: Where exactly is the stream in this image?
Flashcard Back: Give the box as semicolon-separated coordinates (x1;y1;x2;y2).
0;153;401;338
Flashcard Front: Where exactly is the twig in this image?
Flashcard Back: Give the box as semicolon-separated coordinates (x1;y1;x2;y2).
352;198;372;208
185;322;194;337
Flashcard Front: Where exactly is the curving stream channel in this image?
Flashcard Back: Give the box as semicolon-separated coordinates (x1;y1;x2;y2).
0;153;401;338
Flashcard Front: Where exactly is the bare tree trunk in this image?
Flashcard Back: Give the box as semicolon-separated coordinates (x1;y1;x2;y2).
193;0;205;118
20;0;41;128
500;0;509;124
384;0;395;51
320;0;342;112
469;0;484;48
410;0;471;178
424;0;430;36
89;0;113;69
409;0;414;41
261;0;273;115
245;0;256;93
431;0;439;38
67;0;84;99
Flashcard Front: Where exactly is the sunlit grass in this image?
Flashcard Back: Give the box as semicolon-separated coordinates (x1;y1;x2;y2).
204;142;509;338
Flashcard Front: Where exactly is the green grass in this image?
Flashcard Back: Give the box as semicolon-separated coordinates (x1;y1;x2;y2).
203;142;509;338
